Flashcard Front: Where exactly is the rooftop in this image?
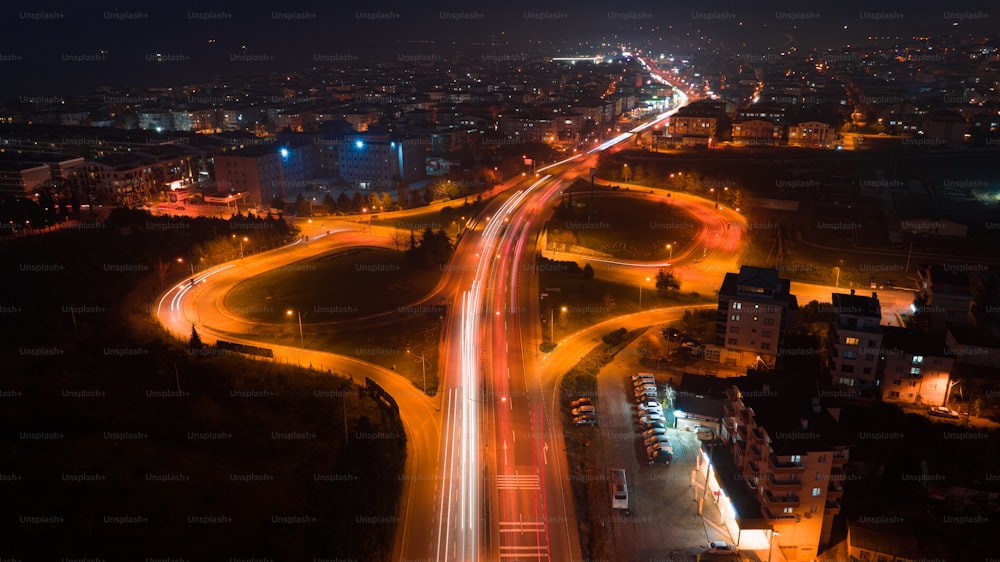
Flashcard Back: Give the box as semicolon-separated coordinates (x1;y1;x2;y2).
831;290;882;319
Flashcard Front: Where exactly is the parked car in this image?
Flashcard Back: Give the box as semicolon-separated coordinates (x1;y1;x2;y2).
569;397;593;409
573;415;597;426
928;406;960;419
571;405;596;417
642;420;667;431
643;427;668;439
634;384;657;395
648;450;672;465
644;435;671;447
646;441;674;456
705;541;736;555
640;413;665;425
635;390;657;402
637;401;662;413
631;373;656;383
661;328;681;341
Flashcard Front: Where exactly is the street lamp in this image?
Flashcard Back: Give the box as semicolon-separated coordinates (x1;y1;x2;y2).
233;235;248;262
638;276;651;309
666;243;674;262
834;266;841;288
286;309;303;348
549;305;567;343
407;348;427;394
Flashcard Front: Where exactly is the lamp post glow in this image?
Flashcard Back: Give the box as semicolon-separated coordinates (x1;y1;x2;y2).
638;276;651;309
667;243;673;262
286;309;303;348
835;266;840;288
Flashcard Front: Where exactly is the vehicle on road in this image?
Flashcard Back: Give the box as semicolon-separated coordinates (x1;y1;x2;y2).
705;541;736;555
570;397;593;409
609;468;628;510
928;406;960;419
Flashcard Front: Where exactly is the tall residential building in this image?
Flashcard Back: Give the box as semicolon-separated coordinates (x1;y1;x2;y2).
878;326;954;406
338;133;425;190
213;144;284;207
715;266;798;370
828;290;883;390
718;385;851;561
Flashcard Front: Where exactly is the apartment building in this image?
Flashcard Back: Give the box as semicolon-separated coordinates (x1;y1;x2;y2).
828;290;883;391
731;120;782;146
787;121;835;148
878;326;954;406
213;144;284;206
716;385;851;560
714;266;798;370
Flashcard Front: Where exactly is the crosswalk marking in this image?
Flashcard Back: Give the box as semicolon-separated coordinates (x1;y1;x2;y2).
496;473;540;490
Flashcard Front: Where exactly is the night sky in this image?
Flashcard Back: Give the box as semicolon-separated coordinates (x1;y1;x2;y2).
1;0;995;99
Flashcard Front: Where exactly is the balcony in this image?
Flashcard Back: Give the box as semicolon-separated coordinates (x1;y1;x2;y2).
765;473;803;490
763;490;800;508
825;497;842;514
832;451;848;466
768;454;806;473
830;466;847;482
722;416;736;432
762;505;798;521
749;444;764;460
751;426;766;442
828;483;844;499
748;459;760;475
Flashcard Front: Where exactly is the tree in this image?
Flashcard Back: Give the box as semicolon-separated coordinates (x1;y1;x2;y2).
271;196;285;212
189;325;204;350
294;193;312;217
336;192;351;213
582;263;595;279
322;193;337;214
655;268;680;294
349;192;364;212
367;192;382;211
381;192;394;212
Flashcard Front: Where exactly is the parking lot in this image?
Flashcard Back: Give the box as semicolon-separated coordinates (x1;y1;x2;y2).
582;349;737;561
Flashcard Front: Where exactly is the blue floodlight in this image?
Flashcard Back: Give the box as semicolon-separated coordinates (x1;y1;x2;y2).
280;148;289;158
355;140;364;149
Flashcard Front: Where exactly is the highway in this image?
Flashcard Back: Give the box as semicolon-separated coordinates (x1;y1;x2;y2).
153;63;694;562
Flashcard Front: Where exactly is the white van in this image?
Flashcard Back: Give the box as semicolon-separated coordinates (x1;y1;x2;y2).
609;468;628;510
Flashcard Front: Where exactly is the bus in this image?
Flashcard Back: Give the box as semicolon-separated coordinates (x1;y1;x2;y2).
609;468;628;510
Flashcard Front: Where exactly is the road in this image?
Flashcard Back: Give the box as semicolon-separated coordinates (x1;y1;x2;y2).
153;66;693;562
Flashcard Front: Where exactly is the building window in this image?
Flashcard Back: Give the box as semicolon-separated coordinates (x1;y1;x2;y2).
863;367;872;375
845;336;860;345
844;351;856;360
841;364;854;373
733;302;742;309
791;455;801;463
812;487;822;497
764;318;775;326
731;314;741;322
762;330;773;338
818;455;826;463
727;338;738;345
816;472;825;480
869;340;877;347
859;551;871;561
913;355;924;364
910;367;921;375
888;391;900;398
839;377;855;386
761;343;771;350
729;326;740;334
909;381;917;387
782;507;793;514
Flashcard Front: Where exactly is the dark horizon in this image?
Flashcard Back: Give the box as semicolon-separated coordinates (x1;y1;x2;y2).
2;0;996;99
